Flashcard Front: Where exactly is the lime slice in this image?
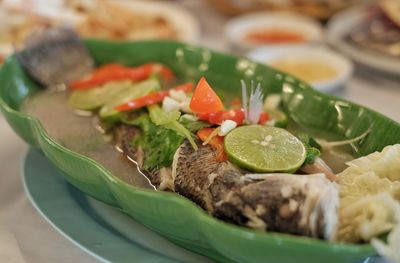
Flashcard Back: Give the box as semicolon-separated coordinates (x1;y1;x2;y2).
99;79;160;120
68;80;134;110
267;110;288;128
224;125;306;173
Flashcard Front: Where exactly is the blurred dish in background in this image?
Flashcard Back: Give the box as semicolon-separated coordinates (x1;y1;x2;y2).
0;0;200;63
327;0;400;75
346;1;400;58
206;0;360;20
247;46;353;92
225;12;323;50
0;2;70;62
69;0;199;42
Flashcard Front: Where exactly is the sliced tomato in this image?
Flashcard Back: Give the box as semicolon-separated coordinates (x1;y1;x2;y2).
189;77;224;114
70;63;175;90
197;128;227;162
115;82;193;112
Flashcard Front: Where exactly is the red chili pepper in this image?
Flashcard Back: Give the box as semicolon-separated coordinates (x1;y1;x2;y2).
115;82;193;112
70;63;175;90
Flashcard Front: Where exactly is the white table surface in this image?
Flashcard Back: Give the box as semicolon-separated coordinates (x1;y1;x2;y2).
0;1;399;262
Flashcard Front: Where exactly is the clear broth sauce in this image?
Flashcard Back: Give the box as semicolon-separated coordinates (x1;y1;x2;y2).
22;90;154;189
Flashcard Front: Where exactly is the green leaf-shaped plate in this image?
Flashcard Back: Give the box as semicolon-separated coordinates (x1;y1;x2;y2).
1;40;399;263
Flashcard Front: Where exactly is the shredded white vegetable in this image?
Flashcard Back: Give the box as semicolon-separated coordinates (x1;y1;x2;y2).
336;144;400;263
248;82;264;124
241;80;248;121
241;80;264;124
372;223;400;263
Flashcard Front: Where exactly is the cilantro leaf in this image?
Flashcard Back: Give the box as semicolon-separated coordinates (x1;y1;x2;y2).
295;132;322;165
131;114;184;170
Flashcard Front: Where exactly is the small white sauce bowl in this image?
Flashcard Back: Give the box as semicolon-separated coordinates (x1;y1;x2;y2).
247;46;354;93
225;12;323;51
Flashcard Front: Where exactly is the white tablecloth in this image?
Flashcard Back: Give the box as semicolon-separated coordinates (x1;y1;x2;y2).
0;1;399;262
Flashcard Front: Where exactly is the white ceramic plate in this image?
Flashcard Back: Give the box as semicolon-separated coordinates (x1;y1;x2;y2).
327;4;400;76
247;46;353;93
225;12;323;51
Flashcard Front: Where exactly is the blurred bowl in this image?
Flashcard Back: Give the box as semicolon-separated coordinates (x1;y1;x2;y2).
225;12;323;51
206;0;361;20
247;46;353;93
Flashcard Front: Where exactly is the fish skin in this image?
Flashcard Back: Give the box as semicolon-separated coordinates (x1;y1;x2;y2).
17;27;93;86
175;140;339;239
174;139;223;212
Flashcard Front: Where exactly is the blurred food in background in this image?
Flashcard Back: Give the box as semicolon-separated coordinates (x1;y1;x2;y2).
347;0;400;58
0;2;59;63
0;0;199;63
68;0;178;40
225;12;322;50
206;0;361;20
327;0;400;75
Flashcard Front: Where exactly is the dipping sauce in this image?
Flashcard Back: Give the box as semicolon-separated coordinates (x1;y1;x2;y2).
244;29;306;44
271;58;338;83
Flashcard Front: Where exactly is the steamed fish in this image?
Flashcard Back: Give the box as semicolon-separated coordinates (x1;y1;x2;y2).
115;123;339;239
174;140;338;239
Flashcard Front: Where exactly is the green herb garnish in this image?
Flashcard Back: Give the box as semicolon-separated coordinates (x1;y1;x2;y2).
295;133;322;165
148;105;197;150
131;114;184;170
